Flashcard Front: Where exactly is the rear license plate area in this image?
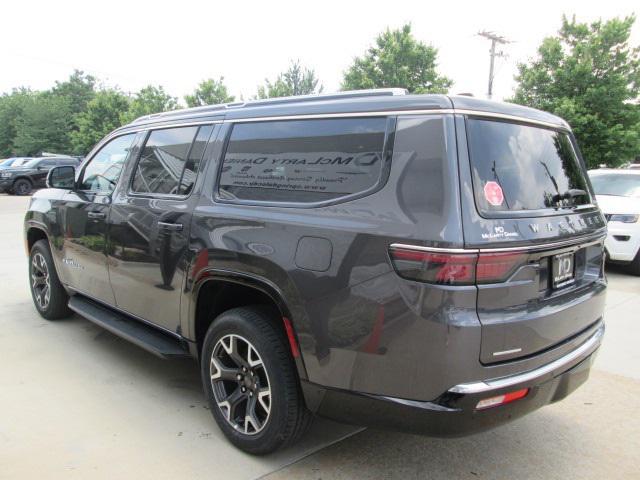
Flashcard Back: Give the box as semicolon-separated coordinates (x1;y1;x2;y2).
552;252;575;288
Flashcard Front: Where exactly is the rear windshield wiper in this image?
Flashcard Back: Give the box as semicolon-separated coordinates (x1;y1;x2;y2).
552;189;588;207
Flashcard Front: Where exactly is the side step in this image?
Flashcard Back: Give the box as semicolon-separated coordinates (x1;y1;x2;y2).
68;295;191;359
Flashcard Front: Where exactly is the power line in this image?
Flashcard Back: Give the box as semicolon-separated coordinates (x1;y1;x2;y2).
477;31;512;99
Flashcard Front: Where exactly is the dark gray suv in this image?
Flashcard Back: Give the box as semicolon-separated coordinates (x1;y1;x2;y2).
24;90;606;454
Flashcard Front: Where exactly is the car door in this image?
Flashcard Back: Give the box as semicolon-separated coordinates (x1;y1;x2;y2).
32;159;56;187
58;133;138;304
107;124;215;332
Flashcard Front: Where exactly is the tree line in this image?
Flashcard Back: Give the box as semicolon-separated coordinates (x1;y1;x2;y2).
1;17;638;168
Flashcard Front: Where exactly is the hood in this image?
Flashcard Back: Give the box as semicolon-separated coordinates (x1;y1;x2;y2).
596;194;640;215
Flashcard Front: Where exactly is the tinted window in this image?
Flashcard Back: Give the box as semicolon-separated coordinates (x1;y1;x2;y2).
179;125;214;195
467;119;591;214
80;134;136;192
218;118;387;203
590;173;640;198
132;126;199;195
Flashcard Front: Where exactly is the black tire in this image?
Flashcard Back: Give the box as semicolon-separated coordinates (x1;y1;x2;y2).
628;249;640;276
29;240;73;320
13;178;32;196
201;306;311;455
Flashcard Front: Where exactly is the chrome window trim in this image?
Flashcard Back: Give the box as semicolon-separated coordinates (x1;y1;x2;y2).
448;324;604;395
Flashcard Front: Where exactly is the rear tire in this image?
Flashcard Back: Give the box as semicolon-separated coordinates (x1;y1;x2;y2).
201;306;311;455
29;240;73;320
13;178;32;196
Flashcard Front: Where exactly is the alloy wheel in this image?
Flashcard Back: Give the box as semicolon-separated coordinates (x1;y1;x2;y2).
210;334;271;435
31;252;50;310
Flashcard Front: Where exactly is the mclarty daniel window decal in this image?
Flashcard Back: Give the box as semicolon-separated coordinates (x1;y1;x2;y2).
220;151;381;194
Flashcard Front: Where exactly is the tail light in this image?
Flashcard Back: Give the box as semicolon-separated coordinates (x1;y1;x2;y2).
389;246;527;285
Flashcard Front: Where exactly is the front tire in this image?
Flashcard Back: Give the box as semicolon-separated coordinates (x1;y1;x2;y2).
13;178;32;196
629;248;640;276
201;306;310;455
29;240;72;320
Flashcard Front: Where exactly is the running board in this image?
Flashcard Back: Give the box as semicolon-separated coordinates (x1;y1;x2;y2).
68;295;191;359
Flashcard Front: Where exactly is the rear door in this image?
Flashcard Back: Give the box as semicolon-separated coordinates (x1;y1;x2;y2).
107;124;215;332
456;115;607;364
59;133;138;304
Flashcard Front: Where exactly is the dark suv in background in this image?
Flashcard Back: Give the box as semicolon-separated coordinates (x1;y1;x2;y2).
24;90;606;454
1;156;80;195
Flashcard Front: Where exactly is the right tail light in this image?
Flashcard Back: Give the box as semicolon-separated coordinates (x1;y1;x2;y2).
389;246;527;285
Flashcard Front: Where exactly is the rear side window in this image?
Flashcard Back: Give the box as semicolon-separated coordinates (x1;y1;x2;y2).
467;119;591;215
132;126;199;195
218;118;388;203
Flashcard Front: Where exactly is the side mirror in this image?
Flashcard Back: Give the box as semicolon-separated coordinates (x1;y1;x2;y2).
47;165;76;189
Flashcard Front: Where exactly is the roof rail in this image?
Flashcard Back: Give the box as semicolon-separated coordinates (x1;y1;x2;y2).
130;88;407;124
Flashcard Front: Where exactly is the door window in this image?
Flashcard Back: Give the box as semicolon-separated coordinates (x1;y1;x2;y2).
80;134;136;192
131;126;200;195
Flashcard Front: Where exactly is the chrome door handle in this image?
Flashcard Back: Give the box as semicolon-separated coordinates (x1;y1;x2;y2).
87;211;106;219
157;221;183;232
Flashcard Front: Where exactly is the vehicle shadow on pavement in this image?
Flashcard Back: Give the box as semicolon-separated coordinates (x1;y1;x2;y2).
264;369;640;480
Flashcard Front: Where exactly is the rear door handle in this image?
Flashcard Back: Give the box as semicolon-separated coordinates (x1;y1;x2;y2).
157;221;183;232
87;211;106;220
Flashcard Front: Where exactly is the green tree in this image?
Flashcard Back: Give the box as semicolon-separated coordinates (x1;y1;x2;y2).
512;15;640;168
185;77;235;107
341;24;452;93
256;60;322;99
12;92;72;155
0;88;34;156
121;85;178;123
71;89;131;154
51;70;97;117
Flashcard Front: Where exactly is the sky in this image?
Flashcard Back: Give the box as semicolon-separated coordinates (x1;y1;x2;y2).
2;0;638;103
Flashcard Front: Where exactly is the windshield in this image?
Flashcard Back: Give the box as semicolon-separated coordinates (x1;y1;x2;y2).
590;173;640;198
21;159;41;168
0;159;13;166
467;119;591;214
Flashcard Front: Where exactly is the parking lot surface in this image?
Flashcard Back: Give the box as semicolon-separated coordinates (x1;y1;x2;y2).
1;194;639;479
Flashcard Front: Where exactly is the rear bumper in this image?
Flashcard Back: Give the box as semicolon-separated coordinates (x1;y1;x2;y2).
303;324;603;436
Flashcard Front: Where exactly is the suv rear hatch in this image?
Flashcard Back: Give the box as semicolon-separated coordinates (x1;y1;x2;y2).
458;113;607;364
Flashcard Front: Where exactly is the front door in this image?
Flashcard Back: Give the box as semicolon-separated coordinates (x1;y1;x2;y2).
107;124;214;332
59;133;138;304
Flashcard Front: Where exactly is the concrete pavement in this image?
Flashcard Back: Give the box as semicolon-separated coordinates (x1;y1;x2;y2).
1;194;639;479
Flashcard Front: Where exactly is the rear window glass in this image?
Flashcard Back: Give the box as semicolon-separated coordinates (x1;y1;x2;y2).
218;118;387;203
467;119;591;214
590;173;640;198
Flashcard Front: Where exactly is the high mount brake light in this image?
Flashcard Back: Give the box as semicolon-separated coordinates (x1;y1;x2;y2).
389;247;527;285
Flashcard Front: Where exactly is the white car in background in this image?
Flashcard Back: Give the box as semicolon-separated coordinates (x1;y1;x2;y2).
589;169;640;274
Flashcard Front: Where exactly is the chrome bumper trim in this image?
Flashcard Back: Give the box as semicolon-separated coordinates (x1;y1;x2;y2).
448;325;605;395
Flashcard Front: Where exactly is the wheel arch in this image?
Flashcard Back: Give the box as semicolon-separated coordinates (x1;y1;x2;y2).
189;270;308;381
26;225;49;254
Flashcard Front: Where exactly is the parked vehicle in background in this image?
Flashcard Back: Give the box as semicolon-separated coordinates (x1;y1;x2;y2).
589;169;640;274
24;90;606;454
0;157;80;195
0;157;33;169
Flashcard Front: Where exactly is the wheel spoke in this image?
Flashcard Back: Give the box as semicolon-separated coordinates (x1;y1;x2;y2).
257;387;271;416
210;356;241;381
247;344;263;368
217;386;245;422
244;394;262;434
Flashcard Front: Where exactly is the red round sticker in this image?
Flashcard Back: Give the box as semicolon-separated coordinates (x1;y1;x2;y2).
484;181;504;206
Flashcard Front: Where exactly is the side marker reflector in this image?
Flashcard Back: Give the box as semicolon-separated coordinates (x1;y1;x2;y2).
476;388;529;410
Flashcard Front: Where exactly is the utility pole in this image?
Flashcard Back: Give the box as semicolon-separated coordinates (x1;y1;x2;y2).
477;31;511;99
